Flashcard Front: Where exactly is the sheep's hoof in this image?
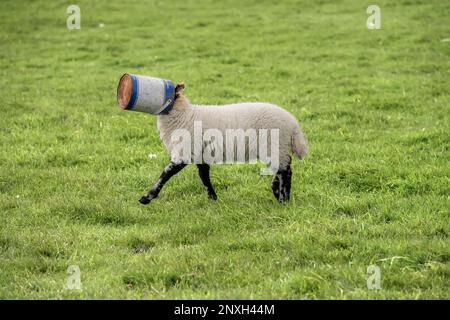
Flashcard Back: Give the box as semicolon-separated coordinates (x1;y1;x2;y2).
139;196;152;205
277;195;290;204
208;193;218;200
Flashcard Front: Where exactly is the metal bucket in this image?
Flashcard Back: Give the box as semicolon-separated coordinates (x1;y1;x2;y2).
117;73;175;114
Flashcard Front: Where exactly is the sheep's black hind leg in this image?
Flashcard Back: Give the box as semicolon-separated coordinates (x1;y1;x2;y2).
271;174;281;200
139;162;187;205
281;165;292;202
271;160;292;203
197;164;217;200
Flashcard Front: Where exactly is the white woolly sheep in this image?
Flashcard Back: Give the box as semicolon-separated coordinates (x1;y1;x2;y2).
139;83;308;204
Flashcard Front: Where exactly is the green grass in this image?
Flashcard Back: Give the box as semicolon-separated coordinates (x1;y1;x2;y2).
0;0;449;299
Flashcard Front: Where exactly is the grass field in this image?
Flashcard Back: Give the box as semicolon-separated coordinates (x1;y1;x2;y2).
0;0;449;299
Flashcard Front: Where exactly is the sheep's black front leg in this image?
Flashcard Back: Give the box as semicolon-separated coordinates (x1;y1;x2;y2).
139;162;187;205
271;164;292;203
196;164;217;200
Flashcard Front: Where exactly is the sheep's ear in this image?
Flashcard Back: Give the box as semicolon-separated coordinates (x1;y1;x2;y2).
175;83;185;95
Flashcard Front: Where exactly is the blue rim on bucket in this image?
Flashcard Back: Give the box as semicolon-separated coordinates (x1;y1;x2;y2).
160;80;175;114
126;74;139;110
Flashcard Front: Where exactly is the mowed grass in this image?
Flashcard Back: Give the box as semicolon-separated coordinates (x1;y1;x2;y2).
0;0;449;299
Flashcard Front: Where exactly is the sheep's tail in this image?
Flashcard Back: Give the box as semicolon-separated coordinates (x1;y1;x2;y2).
291;126;308;160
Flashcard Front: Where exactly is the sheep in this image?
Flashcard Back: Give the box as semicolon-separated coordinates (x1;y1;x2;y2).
139;83;308;204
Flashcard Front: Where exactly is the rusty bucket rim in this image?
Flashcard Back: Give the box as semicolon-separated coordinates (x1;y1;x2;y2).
117;73;133;109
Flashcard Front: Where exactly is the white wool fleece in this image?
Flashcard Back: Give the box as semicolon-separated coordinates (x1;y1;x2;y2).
157;95;308;170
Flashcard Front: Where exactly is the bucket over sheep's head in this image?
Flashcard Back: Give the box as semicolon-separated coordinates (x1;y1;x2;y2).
117;74;175;115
